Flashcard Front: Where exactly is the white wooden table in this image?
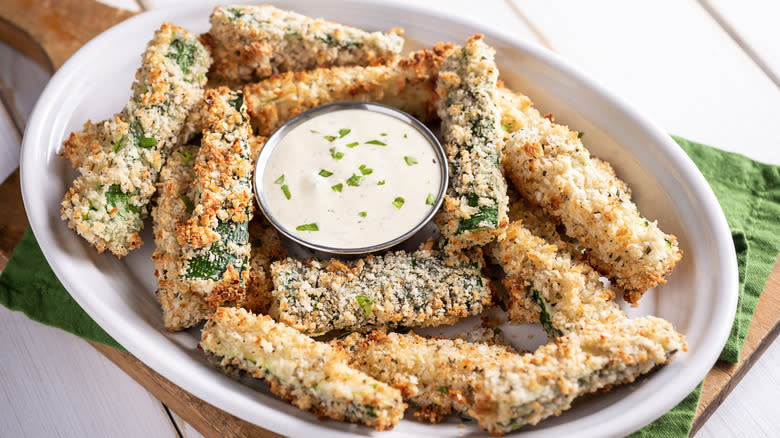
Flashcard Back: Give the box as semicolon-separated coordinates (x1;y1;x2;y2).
1;1;779;436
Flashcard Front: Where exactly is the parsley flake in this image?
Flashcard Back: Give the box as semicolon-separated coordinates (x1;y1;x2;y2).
324;135;337;142
339;128;351;138
346;173;363;187
356;295;375;317
365;139;386;146
346;141;359;148
380;133;387;136
330;148;344;160
359;164;373;175
425;193;436;205
310;129;320;134
281;184;291;200
358;211;367;218
331;183;343;192
404;156;418;166
392;197;405;209
577;131;584;139
377;180;386;186
296;223;318;231
318;169;333;177
274;175;284;184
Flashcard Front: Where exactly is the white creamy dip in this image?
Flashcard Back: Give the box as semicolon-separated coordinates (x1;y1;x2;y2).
261;108;442;249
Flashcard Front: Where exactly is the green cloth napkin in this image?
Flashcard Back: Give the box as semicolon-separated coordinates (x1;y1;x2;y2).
1;137;779;437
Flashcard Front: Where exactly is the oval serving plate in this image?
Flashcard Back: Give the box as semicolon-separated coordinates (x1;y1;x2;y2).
20;1;737;437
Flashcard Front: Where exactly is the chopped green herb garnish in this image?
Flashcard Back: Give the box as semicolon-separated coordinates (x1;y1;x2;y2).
330;148;344;160
644;220;649;226
404;156;418;166
493;327;502;335
112;138;124;152
318;169;333;177
403;133;407;138
310;129;319;134
665;238;673;248
179;194;195;214
274;174;284;184
577;131;584;139
392;197;405;209
281;184;291;200
331;183;343;192
356;295;375;317
296;223;319;231
380;133;387;136
339;128;351;138
167;39;196;74
138;137;157;148
437;386;448;395
358;211;367;218
227;8;244;19
359;164;373;175
324;135;337;142
346;141;359;148
377;180;386;186
501;123;511;131
346;173;363;187
177;150;193;162
425;193;436;205
365;139;386;146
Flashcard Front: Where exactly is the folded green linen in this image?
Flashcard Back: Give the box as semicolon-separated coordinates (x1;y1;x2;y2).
1;137;778;437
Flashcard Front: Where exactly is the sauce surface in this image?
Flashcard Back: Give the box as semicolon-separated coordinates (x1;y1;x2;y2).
262;108;442;249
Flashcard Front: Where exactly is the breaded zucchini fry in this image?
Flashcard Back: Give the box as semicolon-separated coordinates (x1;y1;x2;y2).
499;86;681;302
60;23;210;256
173;88;254;307
269;248;493;336
435;36;508;252
201;307;406;430
244;43;454;135
338;320;683;435
208;5;404;83
243;217;287;315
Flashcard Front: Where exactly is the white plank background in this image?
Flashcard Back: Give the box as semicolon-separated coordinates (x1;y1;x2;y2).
0;1;778;437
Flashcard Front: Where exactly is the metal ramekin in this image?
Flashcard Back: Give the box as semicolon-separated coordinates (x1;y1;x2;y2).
253;102;448;255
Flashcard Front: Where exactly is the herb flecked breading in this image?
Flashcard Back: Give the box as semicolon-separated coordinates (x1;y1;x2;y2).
60;23;211;257
207;4;404;83
434;35;509;253
201;307;406;430
269;248;493;336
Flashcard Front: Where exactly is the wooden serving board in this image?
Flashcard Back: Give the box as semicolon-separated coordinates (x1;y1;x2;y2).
0;1;778;436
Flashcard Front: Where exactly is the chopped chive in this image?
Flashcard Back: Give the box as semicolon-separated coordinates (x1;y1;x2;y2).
331;183;343;192
380;133;388;136
356;295;375;317
346;141;359;148
138;137;157;148
425;193;435;205
296;223;319;231
365;139;386;146
324;135;337;142
339;128;351;138
358;211;367;218
404;156;418;166
392;197;405;209
437;386;448;395
281;184;291;200
179;194;194;214
501;123;511;131
310;129;319;134
346;173;363;187
377;180;386;186
359;164;373;175
330;148;344;160
318;169;333;177
274;174;284;184
577;131;584;139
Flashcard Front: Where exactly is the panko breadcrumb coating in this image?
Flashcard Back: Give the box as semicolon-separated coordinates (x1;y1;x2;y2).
269;248;493;336
498;86;682;302
208;4;404;83
60;23;210;257
201;307;406;430
435;36;509;253
244;43;455;136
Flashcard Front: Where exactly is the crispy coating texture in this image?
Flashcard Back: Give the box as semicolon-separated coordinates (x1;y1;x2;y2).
201;307;406;430
337;319;683;435
60;23;210;257
208;5;404;83
498;86;682;301
435;36;509;253
244;43;455;135
270;248;493;336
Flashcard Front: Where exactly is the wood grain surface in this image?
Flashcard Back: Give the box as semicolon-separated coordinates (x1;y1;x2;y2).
0;2;778;437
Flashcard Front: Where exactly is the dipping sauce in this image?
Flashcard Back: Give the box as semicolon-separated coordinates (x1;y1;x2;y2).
258;105;445;251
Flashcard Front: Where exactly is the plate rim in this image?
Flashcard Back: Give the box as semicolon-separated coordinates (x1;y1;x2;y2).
19;1;739;436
